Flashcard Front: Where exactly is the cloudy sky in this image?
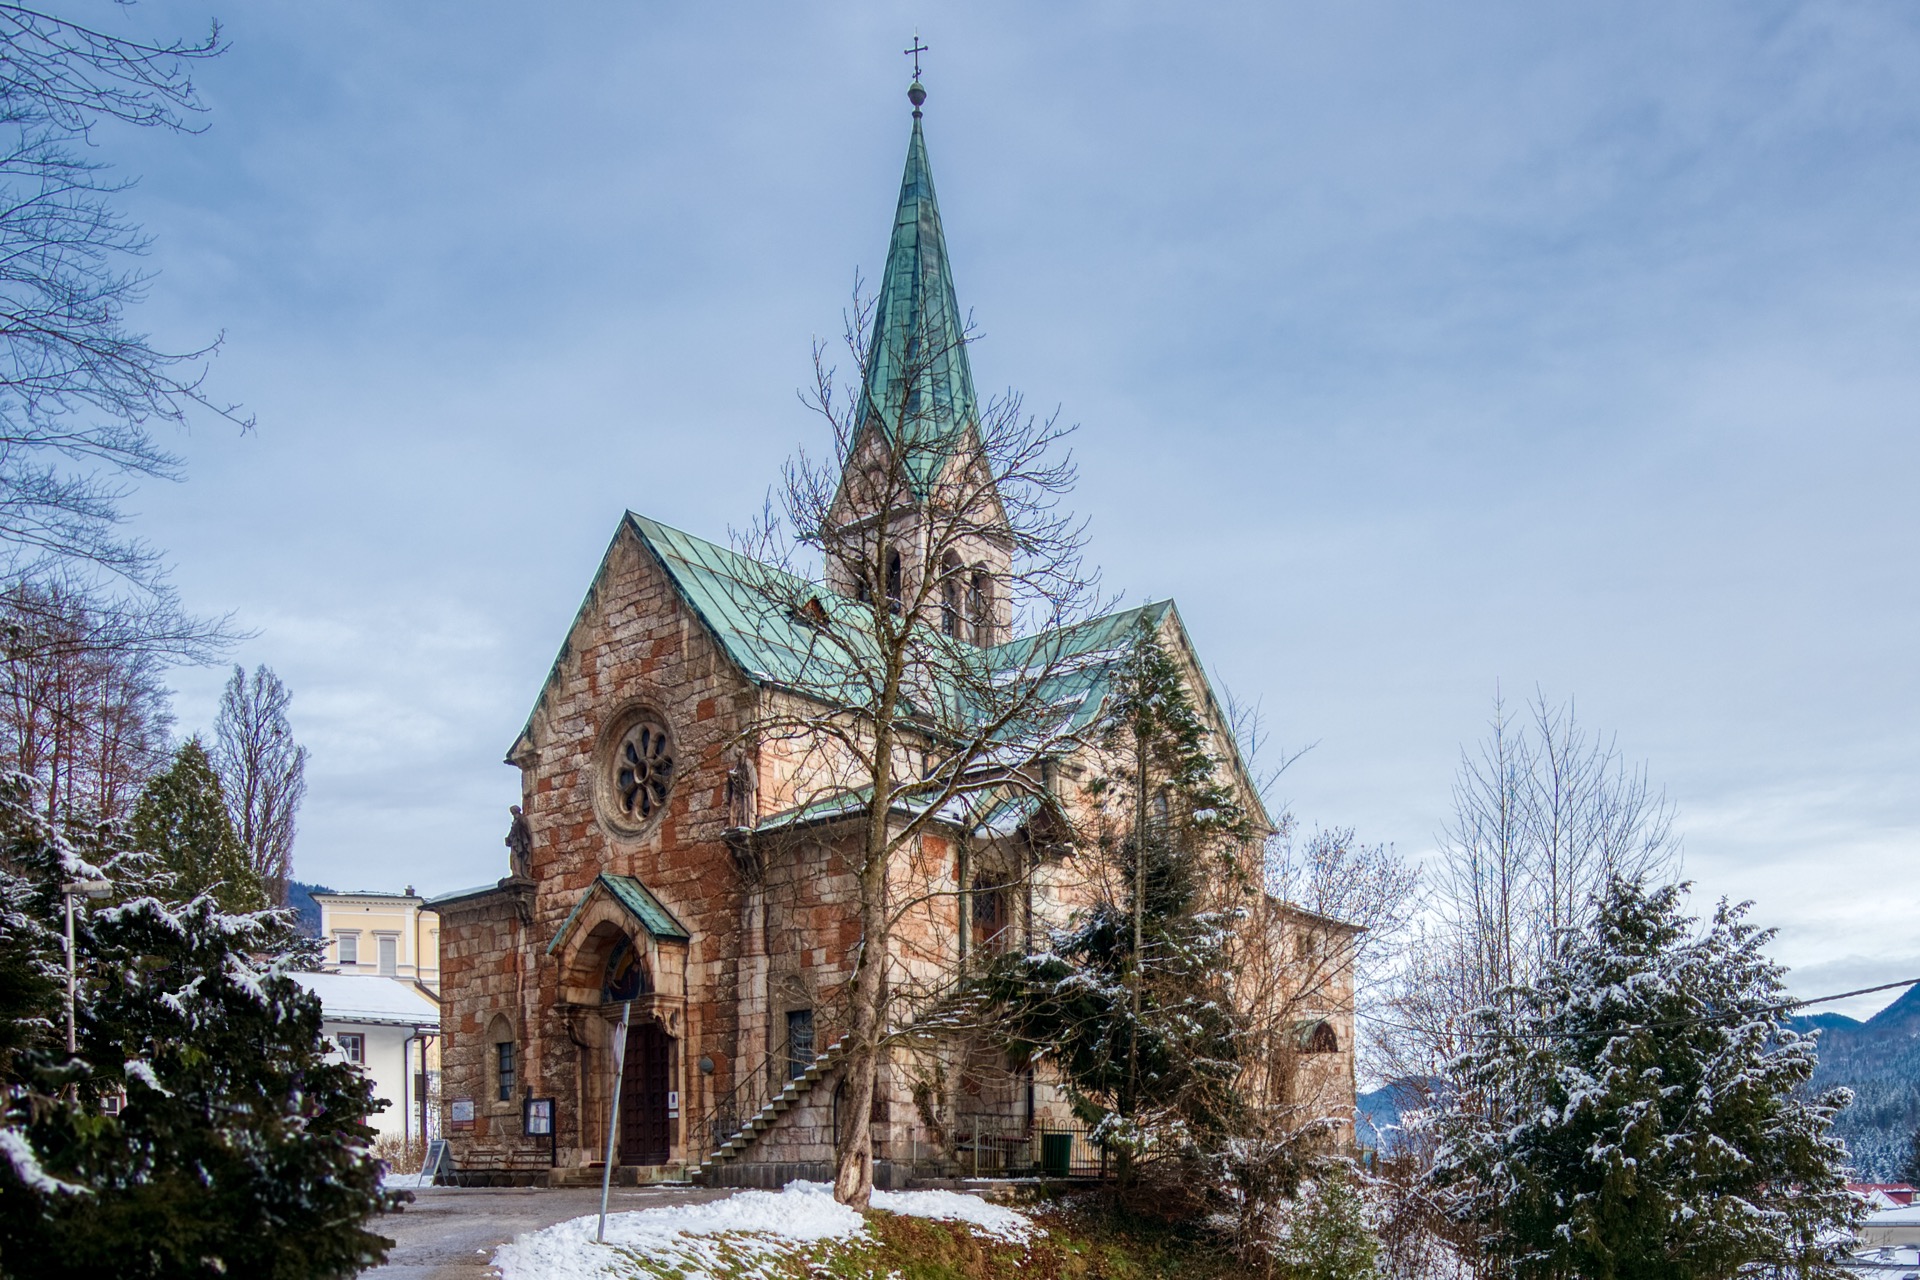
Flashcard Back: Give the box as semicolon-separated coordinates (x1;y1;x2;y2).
84;2;1920;1017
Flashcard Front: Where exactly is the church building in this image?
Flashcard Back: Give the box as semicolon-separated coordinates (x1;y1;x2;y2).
435;78;1358;1188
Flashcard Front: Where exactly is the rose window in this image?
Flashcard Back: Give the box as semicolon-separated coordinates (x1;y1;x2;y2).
614;720;674;823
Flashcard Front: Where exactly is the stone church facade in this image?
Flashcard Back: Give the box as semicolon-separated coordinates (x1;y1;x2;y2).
436;89;1358;1188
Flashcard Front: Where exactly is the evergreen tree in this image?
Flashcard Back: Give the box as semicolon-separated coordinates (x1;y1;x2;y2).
129;736;263;912
1271;1169;1379;1280
1900;1122;1920;1187
1429;878;1861;1279
0;777;398;1278
983;618;1255;1173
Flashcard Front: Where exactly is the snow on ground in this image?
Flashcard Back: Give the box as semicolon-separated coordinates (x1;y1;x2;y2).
870;1185;1035;1242
492;1180;1038;1280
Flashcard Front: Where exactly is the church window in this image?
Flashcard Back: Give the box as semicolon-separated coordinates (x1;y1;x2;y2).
786;1008;815;1079
612;718;675;825
885;549;903;612
968;567;992;645
603;936;647;1003
1151;789;1170;830
940;552;963;638
495;1040;516;1101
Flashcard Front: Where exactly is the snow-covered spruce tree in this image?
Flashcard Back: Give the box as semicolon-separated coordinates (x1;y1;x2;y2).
1428;877;1860;1280
0;777;398;1279
129;736;264;913
982;618;1256;1188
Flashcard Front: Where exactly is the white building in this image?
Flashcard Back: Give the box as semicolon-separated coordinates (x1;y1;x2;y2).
291;971;441;1144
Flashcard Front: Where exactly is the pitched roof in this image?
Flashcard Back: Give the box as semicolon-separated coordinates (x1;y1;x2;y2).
524;515;1269;825
290;972;440;1028
853;116;979;496
626;512;879;699
547;873;691;956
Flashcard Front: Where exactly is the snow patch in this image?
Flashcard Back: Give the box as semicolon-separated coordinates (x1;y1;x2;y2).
492;1180;1036;1279
0;1127;87;1196
872;1186;1038;1242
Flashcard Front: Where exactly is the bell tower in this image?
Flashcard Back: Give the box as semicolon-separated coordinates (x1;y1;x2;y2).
824;71;1013;645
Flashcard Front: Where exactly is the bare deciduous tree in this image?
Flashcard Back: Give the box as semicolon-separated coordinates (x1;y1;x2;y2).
211;664;307;907
1383;690;1679;1082
1370;690;1680;1275
729;275;1106;1205
0;579;173;823
0;5;247;591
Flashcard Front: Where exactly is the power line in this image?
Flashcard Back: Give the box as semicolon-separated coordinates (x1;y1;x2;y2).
1359;976;1920;1044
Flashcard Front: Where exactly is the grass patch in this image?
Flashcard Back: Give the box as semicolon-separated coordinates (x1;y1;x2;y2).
806;1199;1243;1280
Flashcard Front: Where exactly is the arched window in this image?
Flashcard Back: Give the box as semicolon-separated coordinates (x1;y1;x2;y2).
885;548;903;612
1295;1020;1340;1055
602;935;648;1003
940;552;963;639
486;1013;517;1102
968;566;992;645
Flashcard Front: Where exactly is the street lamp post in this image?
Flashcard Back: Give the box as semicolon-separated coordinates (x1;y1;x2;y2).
62;879;112;1059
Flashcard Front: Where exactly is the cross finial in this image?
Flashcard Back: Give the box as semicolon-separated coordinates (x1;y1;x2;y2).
905;33;928;116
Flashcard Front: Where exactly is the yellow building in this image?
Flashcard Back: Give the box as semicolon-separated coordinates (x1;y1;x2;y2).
315;889;440;987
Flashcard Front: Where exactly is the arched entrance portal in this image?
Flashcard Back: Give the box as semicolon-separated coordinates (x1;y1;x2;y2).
620;1020;674;1165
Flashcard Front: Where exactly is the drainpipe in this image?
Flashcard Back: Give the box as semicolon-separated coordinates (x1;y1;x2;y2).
402;1032;419;1154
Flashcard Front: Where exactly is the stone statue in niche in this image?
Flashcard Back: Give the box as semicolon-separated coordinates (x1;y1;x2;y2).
505;805;533;879
725;758;757;829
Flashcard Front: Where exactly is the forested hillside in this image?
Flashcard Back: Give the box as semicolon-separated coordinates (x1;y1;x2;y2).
1799;984;1920;1179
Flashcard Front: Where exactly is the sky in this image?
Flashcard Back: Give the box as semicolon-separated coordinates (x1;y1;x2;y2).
72;2;1920;1019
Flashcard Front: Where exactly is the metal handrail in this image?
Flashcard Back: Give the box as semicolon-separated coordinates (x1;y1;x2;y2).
689;1029;818;1157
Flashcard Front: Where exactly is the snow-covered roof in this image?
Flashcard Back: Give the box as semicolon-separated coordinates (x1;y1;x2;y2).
291;972;441;1029
1863;1204;1920;1226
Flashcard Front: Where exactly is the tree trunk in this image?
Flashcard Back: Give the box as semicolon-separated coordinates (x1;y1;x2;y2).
834;708;896;1208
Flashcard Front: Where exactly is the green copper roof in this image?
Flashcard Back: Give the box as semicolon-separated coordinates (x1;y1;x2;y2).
626;510;1173;738
626;512;880;702
853;117;980;495
547;872;690;954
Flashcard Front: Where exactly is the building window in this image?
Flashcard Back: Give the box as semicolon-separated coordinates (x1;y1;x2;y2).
376;934;399;976
968;567;992;645
971;876;1008;953
785;1009;815;1080
1298;1021;1340;1055
940;551;962;639
335;931;359;966
337;1033;365;1064
613;718;675;824
496;1040;516;1102
884;548;903;612
603;936;647;1003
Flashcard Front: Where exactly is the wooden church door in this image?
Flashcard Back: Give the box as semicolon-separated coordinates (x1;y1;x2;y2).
619;1022;672;1165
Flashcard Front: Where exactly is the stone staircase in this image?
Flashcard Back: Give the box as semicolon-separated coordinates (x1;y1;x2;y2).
692;990;989;1186
693;1035;849;1185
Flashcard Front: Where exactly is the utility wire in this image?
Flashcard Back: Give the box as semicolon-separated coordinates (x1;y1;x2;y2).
1357;977;1920;1044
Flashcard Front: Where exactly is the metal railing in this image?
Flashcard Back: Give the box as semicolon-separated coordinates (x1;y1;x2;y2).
690;1030;819;1158
947;1118;1109;1179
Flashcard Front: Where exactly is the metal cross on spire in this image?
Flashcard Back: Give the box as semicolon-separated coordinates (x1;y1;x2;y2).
904;32;927;80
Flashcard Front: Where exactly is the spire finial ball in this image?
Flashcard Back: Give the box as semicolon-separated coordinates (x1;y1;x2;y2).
908;80;926;109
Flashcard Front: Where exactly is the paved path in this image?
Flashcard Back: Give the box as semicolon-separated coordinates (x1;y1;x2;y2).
363;1185;740;1279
